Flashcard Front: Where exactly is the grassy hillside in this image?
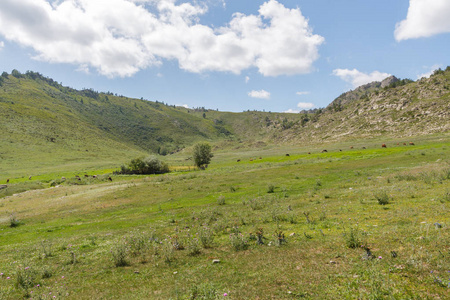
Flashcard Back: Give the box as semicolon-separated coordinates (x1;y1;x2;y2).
0;71;230;181
280;67;450;143
0;137;448;299
1;67;449;183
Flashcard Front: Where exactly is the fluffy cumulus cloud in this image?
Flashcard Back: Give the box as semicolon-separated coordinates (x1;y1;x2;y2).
332;68;391;88
297;102;314;109
0;41;4;50
0;0;324;77
248;90;270;99
285;101;315;113
395;0;450;41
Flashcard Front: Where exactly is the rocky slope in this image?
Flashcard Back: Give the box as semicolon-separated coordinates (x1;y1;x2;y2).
279;67;450;143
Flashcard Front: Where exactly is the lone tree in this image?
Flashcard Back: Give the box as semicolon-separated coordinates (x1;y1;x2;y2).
193;142;213;169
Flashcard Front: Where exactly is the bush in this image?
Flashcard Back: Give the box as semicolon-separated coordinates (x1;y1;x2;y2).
199;226;215;248
15;266;38;292
217;195;226;205
9;213;20;227
229;233;249;251
111;243;129;267
186;235;201;256
118;156;169;175
374;191;390;205
345;228;362;249
193;142;213;169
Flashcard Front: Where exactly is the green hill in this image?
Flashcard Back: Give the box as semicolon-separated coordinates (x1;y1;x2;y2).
1;67;449;181
0;71;230;179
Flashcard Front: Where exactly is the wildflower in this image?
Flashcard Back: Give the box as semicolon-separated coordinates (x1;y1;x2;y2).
25;267;30;270
223;293;228;296
7;277;10;279
0;273;3;276
378;256;382;259
62;276;65;279
37;284;40;287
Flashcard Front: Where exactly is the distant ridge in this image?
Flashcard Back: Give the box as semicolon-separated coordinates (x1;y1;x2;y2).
278;67;450;143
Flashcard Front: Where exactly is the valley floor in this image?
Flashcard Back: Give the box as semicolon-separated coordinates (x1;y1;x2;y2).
0;136;449;299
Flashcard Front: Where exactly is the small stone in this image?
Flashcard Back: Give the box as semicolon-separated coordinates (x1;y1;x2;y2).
289;233;296;237
134;271;139;274
212;259;220;264
329;260;337;264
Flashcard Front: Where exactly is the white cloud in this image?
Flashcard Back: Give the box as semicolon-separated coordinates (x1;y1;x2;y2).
177;104;189;108
297;102;314;109
296;91;310;96
284;109;299;113
245;76;250;83
248;90;270;99
395;0;450;41
76;64;90;74
0;41;4;50
0;0;324;78
417;64;441;79
332;68;391;88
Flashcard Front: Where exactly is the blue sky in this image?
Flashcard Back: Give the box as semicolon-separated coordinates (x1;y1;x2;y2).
0;0;449;112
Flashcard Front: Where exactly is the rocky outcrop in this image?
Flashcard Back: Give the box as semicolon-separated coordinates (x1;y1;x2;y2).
380;76;399;88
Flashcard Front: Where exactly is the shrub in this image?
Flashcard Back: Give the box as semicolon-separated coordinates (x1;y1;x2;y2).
248;197;264;210
229;233;249;251
199;226;215;248
161;239;175;263
15;265;38;292
111;243;129;267
345;228;362;249
9;213;20;227
267;184;275;193
374;191;390;205
217;195;226;205
127;231;149;257
186;235;201;256
40;240;53;258
118;156;169;175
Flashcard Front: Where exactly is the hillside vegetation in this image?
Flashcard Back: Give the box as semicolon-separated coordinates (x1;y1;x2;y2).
1;68;449;181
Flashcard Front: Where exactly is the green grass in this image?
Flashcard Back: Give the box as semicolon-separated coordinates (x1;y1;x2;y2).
0;136;449;299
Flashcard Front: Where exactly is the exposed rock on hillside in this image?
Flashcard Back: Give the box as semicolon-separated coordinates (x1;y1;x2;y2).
280;67;450;143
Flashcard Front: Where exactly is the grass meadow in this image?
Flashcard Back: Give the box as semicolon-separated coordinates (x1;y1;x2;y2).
0;136;449;299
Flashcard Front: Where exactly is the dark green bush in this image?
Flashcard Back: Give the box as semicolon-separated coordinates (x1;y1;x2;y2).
118;156;170;175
